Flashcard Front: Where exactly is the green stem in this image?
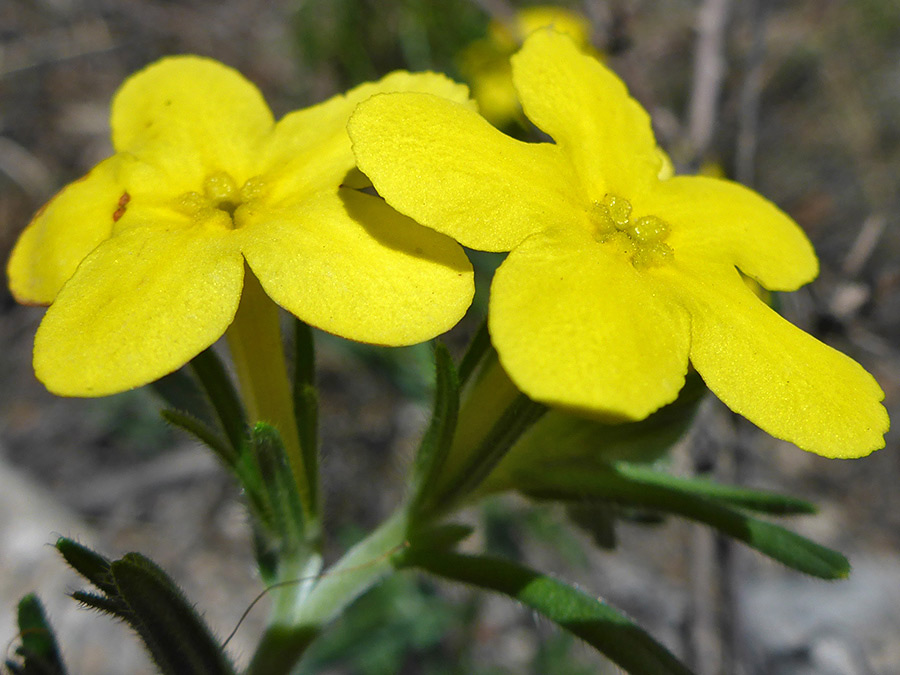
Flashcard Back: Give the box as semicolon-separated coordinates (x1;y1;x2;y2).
244;512;408;675
226;267;314;522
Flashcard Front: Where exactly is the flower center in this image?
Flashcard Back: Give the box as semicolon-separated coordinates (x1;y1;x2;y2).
590;194;674;269
176;171;266;229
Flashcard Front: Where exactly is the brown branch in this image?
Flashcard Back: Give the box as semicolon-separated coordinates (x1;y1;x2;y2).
687;0;733;164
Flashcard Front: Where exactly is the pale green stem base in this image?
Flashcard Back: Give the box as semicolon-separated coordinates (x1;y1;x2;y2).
245;512;408;675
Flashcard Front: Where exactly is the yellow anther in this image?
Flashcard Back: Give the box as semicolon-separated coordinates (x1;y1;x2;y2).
627;215;670;242
632;241;674;269
240;176;266;202
176;191;207;215
603;231;636;257
590;193;674;269
602;194;632;226
203;171;238;204
591;201;617;236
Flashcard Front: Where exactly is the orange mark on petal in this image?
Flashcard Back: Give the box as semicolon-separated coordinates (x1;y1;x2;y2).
112;191;130;222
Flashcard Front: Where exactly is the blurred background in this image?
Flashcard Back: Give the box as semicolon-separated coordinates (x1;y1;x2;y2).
1;0;899;673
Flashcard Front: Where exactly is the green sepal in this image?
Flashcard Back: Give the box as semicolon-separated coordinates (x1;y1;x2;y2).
485;372;705;493
408;343;460;519
109;553;237;675
521;463;848;579
436;392;546;512
4;594;67;675
160;408;236;468
293;320;320;512
189;347;248;456
398;548;693;675
250;422;309;553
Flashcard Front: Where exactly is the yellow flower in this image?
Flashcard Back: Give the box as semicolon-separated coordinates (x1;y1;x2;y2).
348;30;888;459
459;6;593;127
8;57;474;397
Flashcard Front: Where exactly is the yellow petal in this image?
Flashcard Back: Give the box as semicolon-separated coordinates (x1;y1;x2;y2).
8;154;142;304
240;188;473;345
349;92;583;251
515;6;592;45
111;56;274;185
511;29;661;197
644;175;818;291
457;39;522;127
261;71;472;204
34;226;244;396
489;226;691;420
673;261;887;457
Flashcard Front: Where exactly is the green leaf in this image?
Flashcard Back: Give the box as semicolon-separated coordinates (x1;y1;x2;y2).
160;409;236;467
293;318;315;392
457;318;491;389
150;367;216;429
6;594;67;675
522;463;848;579
409;343;460;518
189;347;248;456
55;538;117;597
58;541;236;675
293;320;319;511
70;591;123;617
406;523;473;552
110;553;237;675
612;463;817;515
399;548;693;675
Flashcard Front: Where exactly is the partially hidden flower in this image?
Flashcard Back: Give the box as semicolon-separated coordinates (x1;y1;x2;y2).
458;6;594;127
8;57;474;397
348;29;888;458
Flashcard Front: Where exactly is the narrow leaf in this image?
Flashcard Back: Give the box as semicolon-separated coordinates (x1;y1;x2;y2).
150;368;215;429
292;318;315;393
111;554;237;675
613;463;816;515
70;591;125;618
457;319;491;389
11;594;66;675
523;465;848;579
161;409;236;467
407;523;474;551
189;347;247;455
400;548;693;675
292;320;319;511
55;538;116;597
294;384;319;514
409;343;460;517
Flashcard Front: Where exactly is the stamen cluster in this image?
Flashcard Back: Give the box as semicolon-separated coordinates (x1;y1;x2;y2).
591;194;673;269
